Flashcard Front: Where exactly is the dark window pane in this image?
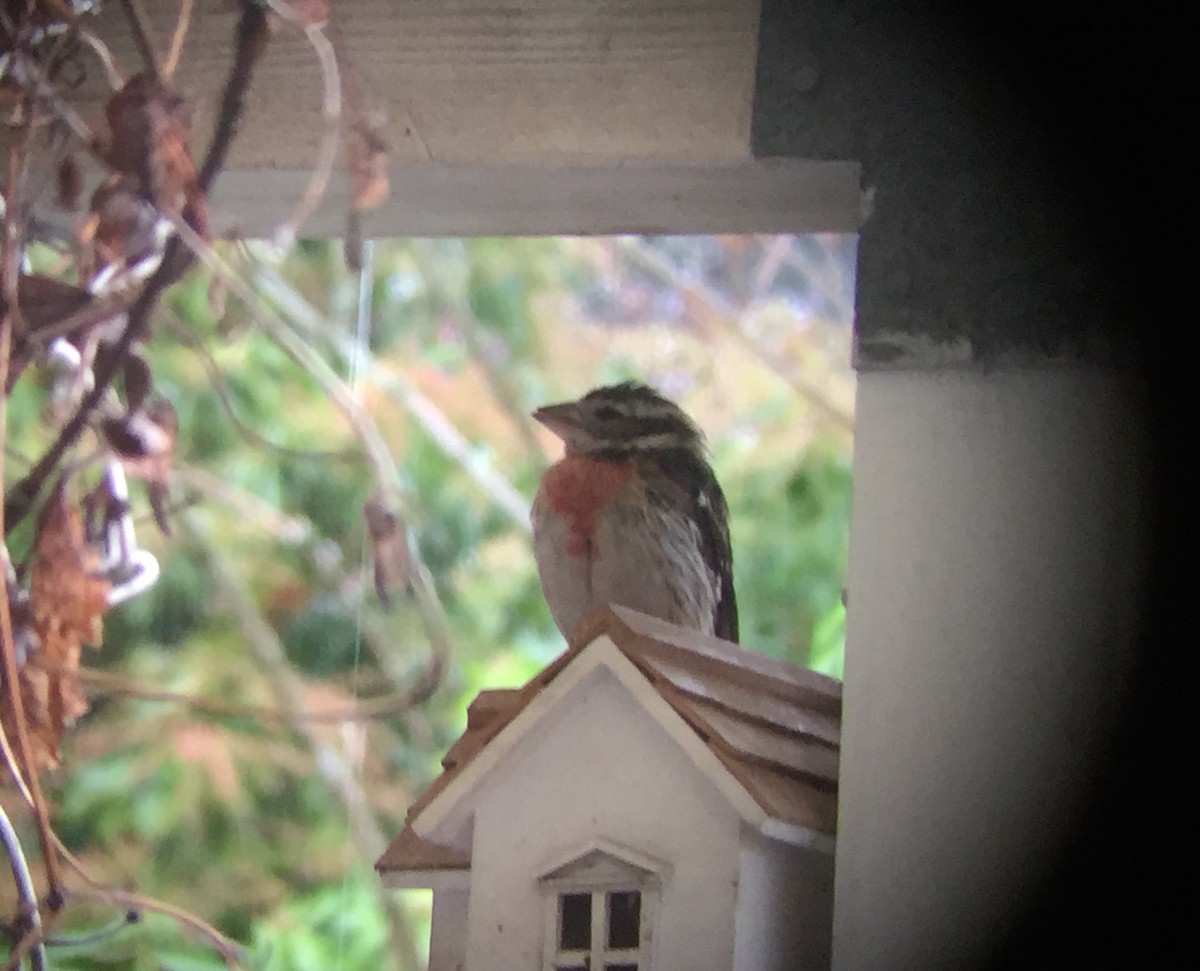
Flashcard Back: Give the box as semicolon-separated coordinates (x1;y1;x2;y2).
607;890;641;949
605;965;639;971
559;892;592;949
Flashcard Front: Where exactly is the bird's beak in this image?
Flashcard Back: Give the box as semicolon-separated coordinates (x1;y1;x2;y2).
531;401;581;440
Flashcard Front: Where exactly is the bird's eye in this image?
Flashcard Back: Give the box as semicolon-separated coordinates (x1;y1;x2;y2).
593;404;620;421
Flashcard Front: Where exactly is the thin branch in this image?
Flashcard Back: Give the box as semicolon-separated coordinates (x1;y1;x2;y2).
617;237;856;432
1;132;65;909
3;53;95;144
782;245;855;327
74;664;444;723
65;888;242;968
0;802;46;971
458;306;550;463
170;463;312;544
265;1;341;249
250;260;534;531
161;0;194;81
117;0;163;82
4;0;270;536
43;832;241;967
750;234;794;301
74;28;125;90
44;910;138;948
168;224;459;671
0;918;53;971
160;309;362;461
197;2;269;191
183;513;419;971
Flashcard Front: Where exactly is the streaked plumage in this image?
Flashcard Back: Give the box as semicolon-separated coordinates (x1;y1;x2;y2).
531;382;738;643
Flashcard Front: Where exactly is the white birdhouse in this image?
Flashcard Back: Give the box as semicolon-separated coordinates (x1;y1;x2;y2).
377;606;841;971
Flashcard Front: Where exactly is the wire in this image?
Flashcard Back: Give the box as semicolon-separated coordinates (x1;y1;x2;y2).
336;237;375;965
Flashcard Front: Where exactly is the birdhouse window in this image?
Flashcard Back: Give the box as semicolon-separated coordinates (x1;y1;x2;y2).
550;888;646;970
539;844;665;971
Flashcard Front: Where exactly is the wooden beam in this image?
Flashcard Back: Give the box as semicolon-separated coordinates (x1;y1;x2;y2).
209;159;864;238
77;0;762;166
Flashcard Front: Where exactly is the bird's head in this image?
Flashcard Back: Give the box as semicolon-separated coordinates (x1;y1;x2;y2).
533;382;708;461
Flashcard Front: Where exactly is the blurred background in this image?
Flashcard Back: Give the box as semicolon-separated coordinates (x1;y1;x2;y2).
3;231;856;970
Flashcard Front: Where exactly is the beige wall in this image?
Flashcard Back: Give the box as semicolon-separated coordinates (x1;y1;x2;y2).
834;365;1152;970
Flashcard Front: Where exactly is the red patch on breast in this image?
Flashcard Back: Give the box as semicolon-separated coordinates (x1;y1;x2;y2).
540;455;635;557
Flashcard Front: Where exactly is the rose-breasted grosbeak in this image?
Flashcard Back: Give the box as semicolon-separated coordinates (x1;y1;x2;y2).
531;382;738;643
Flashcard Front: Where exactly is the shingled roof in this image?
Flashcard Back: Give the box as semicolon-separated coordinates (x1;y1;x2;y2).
376;606;842;876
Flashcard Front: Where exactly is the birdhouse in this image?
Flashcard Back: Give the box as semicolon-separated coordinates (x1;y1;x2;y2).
376;606;841;971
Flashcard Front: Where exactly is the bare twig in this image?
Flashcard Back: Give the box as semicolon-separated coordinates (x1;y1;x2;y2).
750;234;794;301
117;0;163;82
265;1;341;248
184;513;419;971
0;919;53;971
65;888;242;968
250;260;534;530
43;827;240;966
74;28;125;90
74;664;444;723
170;463;312;543
4;0;270;537
617;237;856;432
162;0;194;81
461;311;549;460
167;222;460;676
160;309;361;461
1;133;65;911
0;802;46;971
44;909;138;948
3;52;94;146
198;2;269;191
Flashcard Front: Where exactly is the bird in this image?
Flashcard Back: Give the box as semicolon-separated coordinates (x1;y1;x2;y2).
530;381;738;643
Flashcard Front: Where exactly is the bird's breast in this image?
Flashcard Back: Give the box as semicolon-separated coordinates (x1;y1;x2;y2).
536;454;635;557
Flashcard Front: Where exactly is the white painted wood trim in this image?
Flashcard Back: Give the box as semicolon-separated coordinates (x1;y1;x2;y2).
759;818;837;855
536;837;672;886
379;869;471;892
209;159;864;239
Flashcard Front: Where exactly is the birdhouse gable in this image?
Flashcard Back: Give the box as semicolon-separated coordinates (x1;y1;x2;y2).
537;840;669;891
381;607;842;887
410;632;772;843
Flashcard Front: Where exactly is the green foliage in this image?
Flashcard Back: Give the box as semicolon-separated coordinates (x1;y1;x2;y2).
10;233;854;971
728;450;852;677
282;597;365;677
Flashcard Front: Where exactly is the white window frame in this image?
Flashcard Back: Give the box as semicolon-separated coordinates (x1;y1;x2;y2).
543;885;656;971
537;842;667;971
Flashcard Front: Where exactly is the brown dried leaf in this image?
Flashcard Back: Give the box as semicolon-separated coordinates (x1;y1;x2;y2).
3;662;58;774
97;73;208;240
20;479;110;768
363;493;410;604
0;582;59;774
347;114;390;213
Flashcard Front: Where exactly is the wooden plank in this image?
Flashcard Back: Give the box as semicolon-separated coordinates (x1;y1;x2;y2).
643;653;842;747
73;0;761;167
683;698;841;783
207;159;863;237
